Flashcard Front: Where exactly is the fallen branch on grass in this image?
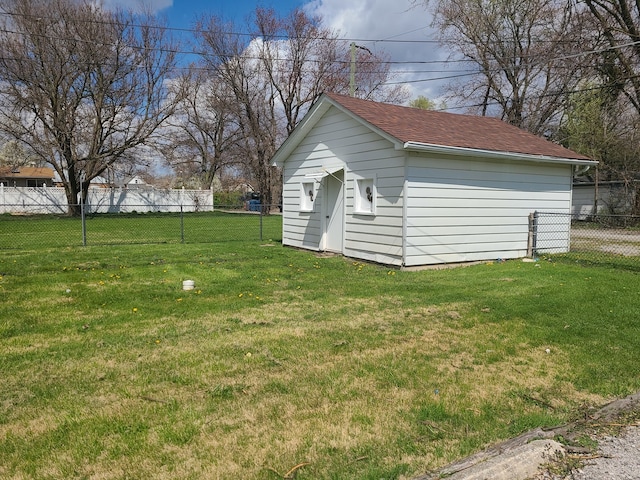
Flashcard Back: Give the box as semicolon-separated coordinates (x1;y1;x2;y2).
265;462;311;479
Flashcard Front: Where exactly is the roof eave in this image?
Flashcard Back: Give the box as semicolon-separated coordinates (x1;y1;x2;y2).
403;142;598;166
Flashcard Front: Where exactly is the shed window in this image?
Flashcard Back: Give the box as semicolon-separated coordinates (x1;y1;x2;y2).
355;178;375;215
300;182;315;211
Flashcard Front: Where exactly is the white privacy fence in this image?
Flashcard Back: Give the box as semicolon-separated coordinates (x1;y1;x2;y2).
0;185;213;214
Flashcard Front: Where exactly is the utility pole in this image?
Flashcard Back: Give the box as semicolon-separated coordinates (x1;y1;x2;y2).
349;42;356;97
349;42;372;97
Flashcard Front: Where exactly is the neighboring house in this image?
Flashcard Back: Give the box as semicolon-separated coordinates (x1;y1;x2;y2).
235;183;258;196
272;93;596;267
51;172;115;189
125;176;149;189
572;180;638;217
90;175;113;188
0;166;55;187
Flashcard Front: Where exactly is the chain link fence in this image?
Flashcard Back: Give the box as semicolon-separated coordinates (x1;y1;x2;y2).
6;205;638;268
0;204;282;249
532;211;640;268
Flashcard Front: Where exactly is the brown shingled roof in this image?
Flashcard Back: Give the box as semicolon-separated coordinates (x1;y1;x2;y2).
325;92;591;161
0;166;55;179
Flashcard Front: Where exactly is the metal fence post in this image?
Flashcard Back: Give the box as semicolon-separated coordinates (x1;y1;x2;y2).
180;205;185;244
260;208;263;241
80;173;87;246
531;211;539;256
81;203;87;247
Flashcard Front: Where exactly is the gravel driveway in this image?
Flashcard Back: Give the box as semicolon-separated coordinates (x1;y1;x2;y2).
571;228;640;256
535;425;640;479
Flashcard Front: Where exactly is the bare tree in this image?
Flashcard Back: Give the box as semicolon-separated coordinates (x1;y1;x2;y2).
342;45;410;104
192;8;408;208
251;7;408;206
252;8;409;133
253;7;342;136
416;0;587;135
565;0;640;210
0;0;179;214
583;0;640;117
159;68;240;189
194;15;280;209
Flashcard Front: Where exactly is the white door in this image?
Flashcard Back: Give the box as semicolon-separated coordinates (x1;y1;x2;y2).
323;169;344;252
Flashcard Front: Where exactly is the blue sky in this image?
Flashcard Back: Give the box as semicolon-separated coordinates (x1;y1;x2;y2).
102;0;447;101
162;0;308;29
103;0;312;29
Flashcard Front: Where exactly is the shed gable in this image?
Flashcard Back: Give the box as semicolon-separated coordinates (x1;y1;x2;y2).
281;104;405;264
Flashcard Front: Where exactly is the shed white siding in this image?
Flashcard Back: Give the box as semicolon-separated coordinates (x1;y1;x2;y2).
343;143;405;266
404;153;573;266
281;106;405;264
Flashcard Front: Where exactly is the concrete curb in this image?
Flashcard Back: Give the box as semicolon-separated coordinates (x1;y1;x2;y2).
438;440;564;480
414;391;640;480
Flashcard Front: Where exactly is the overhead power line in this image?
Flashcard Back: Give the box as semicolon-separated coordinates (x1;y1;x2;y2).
0;21;632;71
0;25;481;68
0;10;442;44
0;10;589;46
3;8;640;109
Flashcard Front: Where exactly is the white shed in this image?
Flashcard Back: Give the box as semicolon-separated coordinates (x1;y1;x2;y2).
272;93;596;267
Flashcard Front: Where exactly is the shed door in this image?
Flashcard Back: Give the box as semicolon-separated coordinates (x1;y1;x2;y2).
323;169;344;252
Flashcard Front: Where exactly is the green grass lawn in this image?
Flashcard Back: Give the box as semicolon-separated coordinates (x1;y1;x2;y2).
1;241;639;479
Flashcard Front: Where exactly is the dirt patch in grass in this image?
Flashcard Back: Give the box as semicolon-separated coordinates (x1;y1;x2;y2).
0;409;60;440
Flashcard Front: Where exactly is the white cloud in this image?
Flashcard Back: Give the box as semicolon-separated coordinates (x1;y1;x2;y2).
304;0;453;102
97;0;173;14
